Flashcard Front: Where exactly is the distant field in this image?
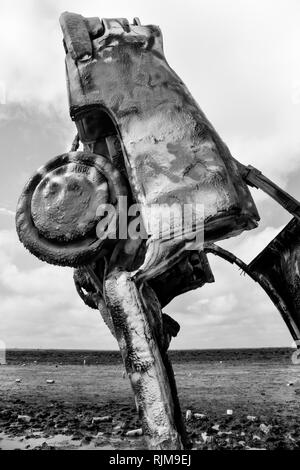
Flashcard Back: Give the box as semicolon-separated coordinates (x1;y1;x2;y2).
5;347;295;365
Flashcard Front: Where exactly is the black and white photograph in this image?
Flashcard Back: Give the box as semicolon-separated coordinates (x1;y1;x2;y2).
0;0;300;458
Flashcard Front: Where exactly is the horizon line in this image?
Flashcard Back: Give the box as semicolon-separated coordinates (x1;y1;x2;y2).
5;346;294;351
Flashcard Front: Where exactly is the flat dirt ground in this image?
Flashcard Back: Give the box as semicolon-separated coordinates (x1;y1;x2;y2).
1;358;300;450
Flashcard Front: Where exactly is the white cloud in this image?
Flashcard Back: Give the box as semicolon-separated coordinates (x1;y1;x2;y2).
0;208;15;217
0;229;117;349
220;224;286;263
166;224;293;349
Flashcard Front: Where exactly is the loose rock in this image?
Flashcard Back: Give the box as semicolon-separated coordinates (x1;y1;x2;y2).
212;424;220;431
126;428;143;437
92;416;112;424
260;423;272;434
247;415;257;421
17;415;31;423
194;413;206;420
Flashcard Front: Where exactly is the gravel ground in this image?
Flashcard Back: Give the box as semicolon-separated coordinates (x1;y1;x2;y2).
0;360;300;450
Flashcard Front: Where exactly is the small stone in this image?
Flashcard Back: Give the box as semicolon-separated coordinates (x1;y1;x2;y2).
226;409;233;415
185;409;192;421
260;423;272;434
17;415;31;423
126;428;143;437
92;416;112;424
247;415;256;421
212;424;220;431
245;446;266;450
46;379;55;384
15;379;21;383
194;413;206;420
200;432;213;444
40;442;50;450
253;435;261;441
287;382;294;386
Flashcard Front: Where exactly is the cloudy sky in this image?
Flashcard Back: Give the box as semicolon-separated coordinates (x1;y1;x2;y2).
0;0;300;350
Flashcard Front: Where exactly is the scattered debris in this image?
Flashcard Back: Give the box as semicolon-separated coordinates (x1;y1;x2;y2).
212;424;220;431
218;431;233;436
260;423;272;435
38;442;52;450
92;416;112;424
287;433;296;442
246;446;266;450
247;415;257;421
126;428;143;437
113;425;122;431
194;413;206;420
199;432;214;444
186;409;192;421
17;415;31;423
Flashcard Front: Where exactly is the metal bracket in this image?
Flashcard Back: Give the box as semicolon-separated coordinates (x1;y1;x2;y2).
239;162;300;220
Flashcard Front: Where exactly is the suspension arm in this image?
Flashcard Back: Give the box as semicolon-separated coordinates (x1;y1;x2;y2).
238;162;300;220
